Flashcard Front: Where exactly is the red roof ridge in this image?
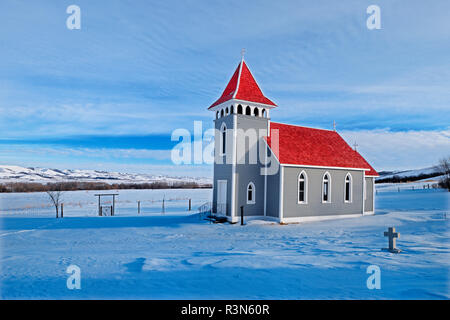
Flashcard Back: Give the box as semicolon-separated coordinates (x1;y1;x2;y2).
232;58;244;99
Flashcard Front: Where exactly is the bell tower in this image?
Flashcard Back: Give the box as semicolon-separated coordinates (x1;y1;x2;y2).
208;55;277;222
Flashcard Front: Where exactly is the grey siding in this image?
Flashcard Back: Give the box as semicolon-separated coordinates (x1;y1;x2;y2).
282;167;364;218
212;115;234;216
234;114;268;216
266;167;280;217
212;113;270;217
364;177;374;212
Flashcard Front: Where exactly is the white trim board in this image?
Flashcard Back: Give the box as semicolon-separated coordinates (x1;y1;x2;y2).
281;163;369;171
231;114;237;219
208;99;277;112
262;143;370;173
279;166;284;219
280;213;363;224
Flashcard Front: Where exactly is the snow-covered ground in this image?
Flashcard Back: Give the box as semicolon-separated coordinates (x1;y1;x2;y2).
0;187;448;299
0;189;211;216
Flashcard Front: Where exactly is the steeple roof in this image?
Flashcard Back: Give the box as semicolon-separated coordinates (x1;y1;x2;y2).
208;60;277;109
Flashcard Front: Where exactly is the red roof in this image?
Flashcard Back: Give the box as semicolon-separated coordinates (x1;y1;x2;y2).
265;122;378;176
208;60;277;109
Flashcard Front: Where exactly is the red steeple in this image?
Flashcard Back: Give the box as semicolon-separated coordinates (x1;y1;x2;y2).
208;60;277;109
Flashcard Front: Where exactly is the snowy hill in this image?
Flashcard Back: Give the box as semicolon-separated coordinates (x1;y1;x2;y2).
376;166;442;182
0;165;211;185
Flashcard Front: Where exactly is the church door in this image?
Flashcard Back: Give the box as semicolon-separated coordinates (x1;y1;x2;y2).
217;180;227;215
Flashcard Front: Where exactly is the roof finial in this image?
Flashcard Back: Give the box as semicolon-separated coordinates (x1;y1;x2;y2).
333;120;337;131
241;48;246;61
353;141;359;151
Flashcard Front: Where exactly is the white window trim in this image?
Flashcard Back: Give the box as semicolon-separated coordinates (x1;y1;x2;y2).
220;122;227;156
297;171;308;204
322;172;331;203
344;173;352;203
247;182;255;205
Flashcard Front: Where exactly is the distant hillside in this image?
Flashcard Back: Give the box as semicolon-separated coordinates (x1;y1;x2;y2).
0;165;211;185
375;167;443;184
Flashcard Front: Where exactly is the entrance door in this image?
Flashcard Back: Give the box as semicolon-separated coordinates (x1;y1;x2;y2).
217;180;227;215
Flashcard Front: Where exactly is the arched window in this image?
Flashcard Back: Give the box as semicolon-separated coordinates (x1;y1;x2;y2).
220;109;224;118
220;123;227;155
262;109;266;118
344;173;352;203
254;108;259;117
298;171;307;203
237;105;243;114
245;106;251;115
230;105;234;114
225;107;229;115
216;111;219;119
247;182;255;204
322;172;331;203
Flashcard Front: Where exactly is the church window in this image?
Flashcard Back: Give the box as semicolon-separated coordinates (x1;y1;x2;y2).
298;171;307;203
237;105;243;114
345;173;352;203
322;173;331;203
247;182;255;204
246;106;251;115
220;123;227;155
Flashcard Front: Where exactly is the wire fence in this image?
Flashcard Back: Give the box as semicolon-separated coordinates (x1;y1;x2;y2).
0;197;207;217
375;183;441;194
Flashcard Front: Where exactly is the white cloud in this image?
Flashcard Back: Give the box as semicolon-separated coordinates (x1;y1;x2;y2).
0;145;172;161
340;129;450;171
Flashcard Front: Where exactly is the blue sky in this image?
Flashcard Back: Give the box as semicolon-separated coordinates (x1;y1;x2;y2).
0;0;449;177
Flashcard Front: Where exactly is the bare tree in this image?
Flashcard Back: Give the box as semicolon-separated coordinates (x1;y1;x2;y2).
436;156;450;191
46;184;64;218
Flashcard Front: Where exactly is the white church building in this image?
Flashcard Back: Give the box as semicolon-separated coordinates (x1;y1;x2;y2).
208;57;379;224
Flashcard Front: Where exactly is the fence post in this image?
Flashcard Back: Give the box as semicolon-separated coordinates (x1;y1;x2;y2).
189;199;191;211
61;203;64;218
138;201;140;214
241;206;244;226
99;206;102;216
162;198;165;214
111;205;113;216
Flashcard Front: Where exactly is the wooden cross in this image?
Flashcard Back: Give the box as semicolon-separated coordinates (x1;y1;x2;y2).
384;227;401;253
